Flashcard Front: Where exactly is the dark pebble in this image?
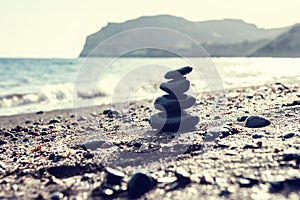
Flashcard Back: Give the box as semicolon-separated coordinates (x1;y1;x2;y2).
40;131;48;135
237;116;248;122
269;181;284;193
48;152;62;162
0;139;7;145
36;111;44;115
4;132;13;137
105;167;125;185
282;153;300;162
49;119;60;124
11;137;18;141
269;178;300;193
103;109;112;115
282;132;295;139
133;142;143;148
245;116;271;128
103;109;120;118
252;134;264;139
83;152;94;159
127;172;155;198
174;168;191;185
219;189;231;197
282;100;300;107
41;137;50;143
12;125;23;132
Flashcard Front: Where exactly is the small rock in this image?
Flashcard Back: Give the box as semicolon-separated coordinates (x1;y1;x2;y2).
105;167;125;185
0;139;7;145
36;111;44;115
103;109;112;115
48;152;62;162
127;172;155;198
245;116;271;128
174;168;191;185
49;119;60;124
269;181;284;193
133;142;143;148
282;153;300;162
83;152;94;159
282;100;300;107
103;109;120;118
282;132;295;139
82;140;107;151
252;133;264;139
4;132;13;137
219;189;231;197
269;178;300;193
237;116;248;122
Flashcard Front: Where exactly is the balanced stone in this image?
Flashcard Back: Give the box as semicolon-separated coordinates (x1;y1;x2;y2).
154;95;196;116
150;112;199;132
164;66;193;79
160;79;190;95
150;66;199;132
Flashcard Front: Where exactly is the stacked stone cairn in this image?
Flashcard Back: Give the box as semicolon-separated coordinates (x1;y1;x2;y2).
150;66;199;132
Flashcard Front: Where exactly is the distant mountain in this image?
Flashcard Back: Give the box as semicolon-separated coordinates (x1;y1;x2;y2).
250;24;300;57
79;15;289;57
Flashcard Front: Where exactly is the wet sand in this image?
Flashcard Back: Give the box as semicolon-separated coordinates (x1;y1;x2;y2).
0;82;299;200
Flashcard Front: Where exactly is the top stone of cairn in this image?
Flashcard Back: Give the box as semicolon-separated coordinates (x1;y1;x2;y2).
164;66;193;79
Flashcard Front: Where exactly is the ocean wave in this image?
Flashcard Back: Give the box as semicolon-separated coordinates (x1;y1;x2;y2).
0;83;74;108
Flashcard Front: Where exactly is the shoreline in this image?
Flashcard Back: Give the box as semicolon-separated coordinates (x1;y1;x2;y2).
1;78;299;118
0;82;299;199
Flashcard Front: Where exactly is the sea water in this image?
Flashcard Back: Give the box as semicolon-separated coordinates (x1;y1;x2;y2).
0;57;299;116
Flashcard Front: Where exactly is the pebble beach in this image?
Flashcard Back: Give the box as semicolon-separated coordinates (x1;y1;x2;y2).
0;82;299;200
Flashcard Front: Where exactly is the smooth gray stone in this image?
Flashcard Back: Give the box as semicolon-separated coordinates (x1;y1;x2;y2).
127;173;155;198
164;66;193;79
154;95;196;114
245;116;271;128
149;112;199;132
160;79;190;95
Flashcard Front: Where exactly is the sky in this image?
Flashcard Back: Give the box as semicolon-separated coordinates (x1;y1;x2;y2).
0;0;299;58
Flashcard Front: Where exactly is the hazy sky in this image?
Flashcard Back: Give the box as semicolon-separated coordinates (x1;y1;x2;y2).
0;0;299;58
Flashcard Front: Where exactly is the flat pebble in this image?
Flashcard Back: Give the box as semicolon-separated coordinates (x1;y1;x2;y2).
282;132;295;139
245;116;271;128
252;134;264;139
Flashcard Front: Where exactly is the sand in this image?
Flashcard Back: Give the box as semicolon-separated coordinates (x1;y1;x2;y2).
0;82;299;200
